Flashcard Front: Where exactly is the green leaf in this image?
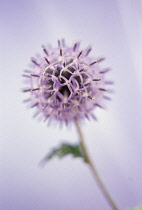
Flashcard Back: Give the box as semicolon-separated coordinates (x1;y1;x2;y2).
40;142;88;166
129;207;142;210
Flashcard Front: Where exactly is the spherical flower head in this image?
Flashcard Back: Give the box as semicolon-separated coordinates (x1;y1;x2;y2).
23;39;111;124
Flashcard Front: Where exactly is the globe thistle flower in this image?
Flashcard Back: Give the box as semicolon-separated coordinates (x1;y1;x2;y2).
22;39;112;124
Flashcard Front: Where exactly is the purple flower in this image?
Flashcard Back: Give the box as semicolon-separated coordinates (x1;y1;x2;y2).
23;39;111;124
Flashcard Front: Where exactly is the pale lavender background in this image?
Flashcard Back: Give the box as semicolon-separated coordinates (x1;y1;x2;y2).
0;0;142;210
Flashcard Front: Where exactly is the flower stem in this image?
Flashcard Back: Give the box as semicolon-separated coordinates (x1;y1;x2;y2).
75;120;119;210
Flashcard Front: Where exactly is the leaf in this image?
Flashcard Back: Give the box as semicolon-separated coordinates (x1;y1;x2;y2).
40;142;88;166
129;207;142;210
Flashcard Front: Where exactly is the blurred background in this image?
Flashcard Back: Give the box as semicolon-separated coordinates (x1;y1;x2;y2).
0;0;142;209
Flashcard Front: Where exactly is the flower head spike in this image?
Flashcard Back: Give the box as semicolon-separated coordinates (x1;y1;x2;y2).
22;39;112;124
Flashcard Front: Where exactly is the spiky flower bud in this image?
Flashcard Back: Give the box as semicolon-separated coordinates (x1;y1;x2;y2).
23;39;112;124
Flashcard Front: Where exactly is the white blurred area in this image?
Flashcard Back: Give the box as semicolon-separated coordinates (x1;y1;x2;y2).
117;0;142;90
0;0;142;210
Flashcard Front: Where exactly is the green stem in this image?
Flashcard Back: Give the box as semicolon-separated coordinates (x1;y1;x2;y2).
75;120;119;210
